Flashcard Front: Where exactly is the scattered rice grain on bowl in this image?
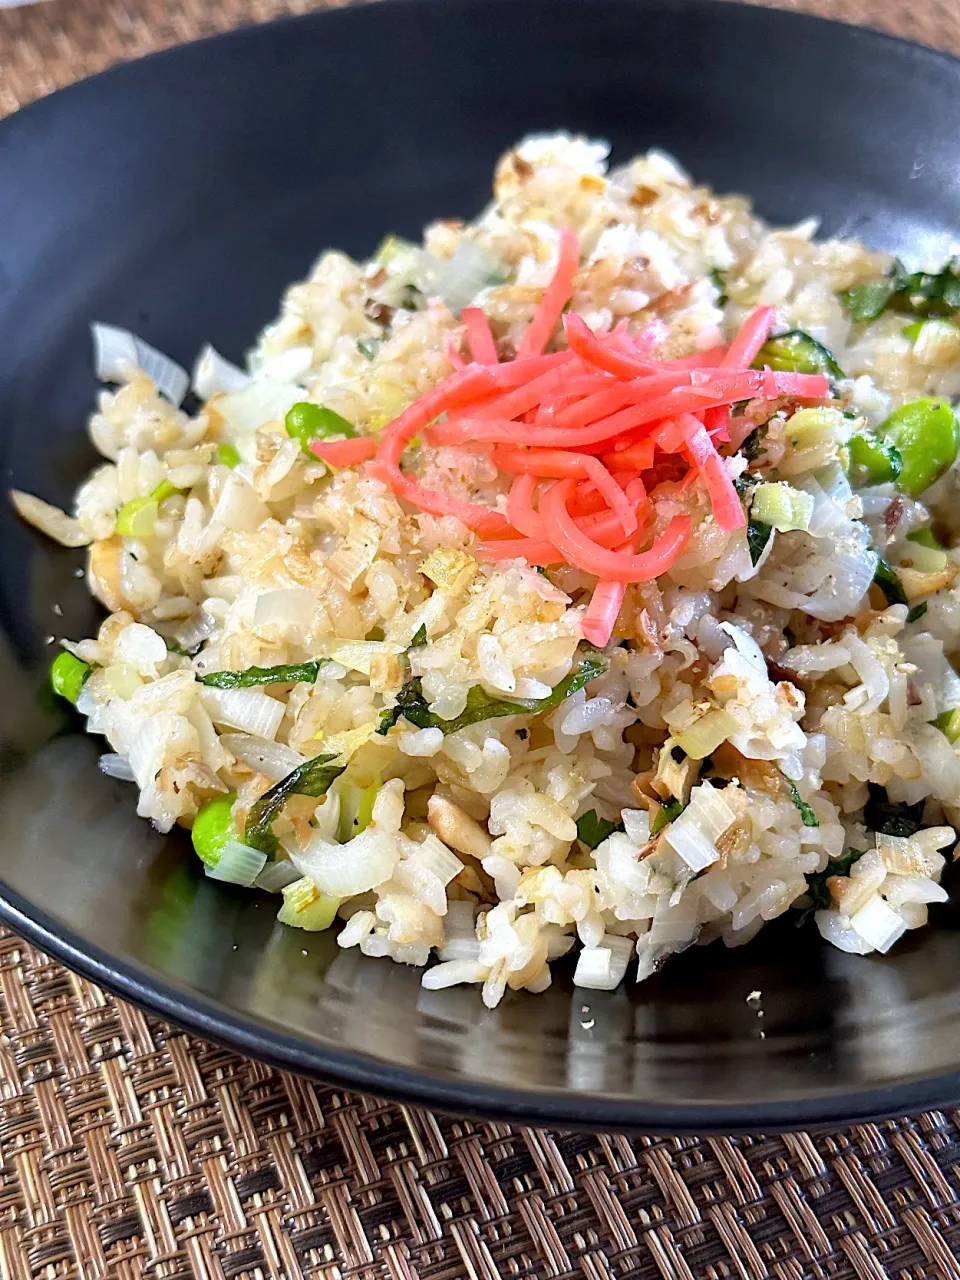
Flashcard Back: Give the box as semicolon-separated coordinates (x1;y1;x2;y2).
17;134;960;1007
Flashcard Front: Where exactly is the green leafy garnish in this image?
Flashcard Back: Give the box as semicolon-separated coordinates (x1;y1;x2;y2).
747;518;772;566
408;624;428;650
840;257;960;322
709;268;728;307
907;601;928;624
786;779;819;827
164;637;202;658
199;660;322;690
863;783;923;837
651;798;684;836
245;753;346;856
576;810;624;850
796;848;864;925
873;557;908;607
378;648;607;736
357;337;381;361
740;422;769;462
753;330;845;380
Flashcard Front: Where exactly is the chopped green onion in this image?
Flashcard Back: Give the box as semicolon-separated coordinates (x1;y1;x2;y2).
840;257;960;322
205;840;267;886
906;601;928;624
749;482;814;532
337;778;380;842
903;321;923;341
277;877;340;931
873;558;908;607
740;421;770;462
199;660;322;690
150;479;184;503
285;402;358;451
673;709;737;760
709;268;728;307
115;495;159;537
935;708;960;743
191;794;238;868
907;526;943;550
901;541;948;573
216;442;241;468
50;651;90;704
576;810;624;850
357;337;380;360
844;433;902;487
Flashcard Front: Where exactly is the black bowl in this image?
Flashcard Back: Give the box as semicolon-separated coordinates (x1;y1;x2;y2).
2;0;960;1132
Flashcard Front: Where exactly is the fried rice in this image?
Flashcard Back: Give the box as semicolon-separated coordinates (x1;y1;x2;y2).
14;133;960;1007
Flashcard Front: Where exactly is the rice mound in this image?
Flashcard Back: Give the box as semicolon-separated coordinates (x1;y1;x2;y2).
18;134;960;1008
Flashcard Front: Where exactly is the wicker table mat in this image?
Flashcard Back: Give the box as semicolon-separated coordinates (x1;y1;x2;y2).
4;1;960;1276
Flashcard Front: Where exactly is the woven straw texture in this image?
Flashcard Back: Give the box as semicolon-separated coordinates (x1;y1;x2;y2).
3;1;960;1276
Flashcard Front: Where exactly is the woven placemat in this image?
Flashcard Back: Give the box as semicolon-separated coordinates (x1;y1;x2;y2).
4;1;960;1276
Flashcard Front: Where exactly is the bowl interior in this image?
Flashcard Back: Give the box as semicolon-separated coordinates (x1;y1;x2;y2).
2;0;960;1129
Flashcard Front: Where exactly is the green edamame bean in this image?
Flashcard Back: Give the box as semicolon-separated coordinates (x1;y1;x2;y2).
878;397;959;498
284;402;357;450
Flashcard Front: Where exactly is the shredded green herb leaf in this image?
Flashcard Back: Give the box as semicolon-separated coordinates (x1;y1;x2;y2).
863;783;924;837
245;753;346;856
787;779;819;827
576;810;624;850
873;557;908;607
651;798;685;836
741;422;770;462
357;337;380;361
907;601;928;624
378;648;607;736
840;257;960;322
747;518;772;566
199;660;322;690
408;624;428;650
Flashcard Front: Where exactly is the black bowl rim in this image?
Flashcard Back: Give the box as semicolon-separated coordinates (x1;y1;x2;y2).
4;0;960;1132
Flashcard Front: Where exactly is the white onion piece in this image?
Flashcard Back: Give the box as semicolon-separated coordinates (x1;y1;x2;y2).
199;687;285;739
98;753;135;782
192;344;250;399
91;322;189;406
849;896;907;953
815;909;873;954
216;378;303;437
219;733;303;779
718;621;766;672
